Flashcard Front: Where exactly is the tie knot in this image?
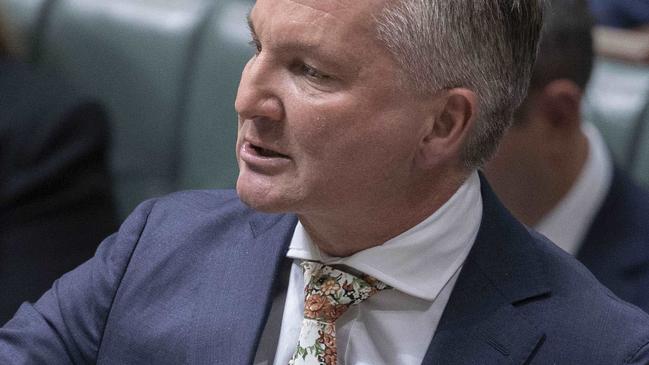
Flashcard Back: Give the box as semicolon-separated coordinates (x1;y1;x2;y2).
300;261;389;323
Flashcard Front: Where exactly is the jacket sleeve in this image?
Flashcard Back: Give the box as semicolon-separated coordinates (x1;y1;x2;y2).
0;199;156;365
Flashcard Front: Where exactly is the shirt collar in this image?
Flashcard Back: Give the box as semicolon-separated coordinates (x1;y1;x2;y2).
535;122;613;255
286;172;483;301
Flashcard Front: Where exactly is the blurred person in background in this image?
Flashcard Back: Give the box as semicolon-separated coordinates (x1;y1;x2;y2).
485;0;649;313
588;0;649;29
0;13;118;323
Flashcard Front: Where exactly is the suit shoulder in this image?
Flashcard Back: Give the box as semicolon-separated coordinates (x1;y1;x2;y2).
621;184;649;237
526;231;649;353
530;230;645;315
581;169;649;311
129;189;291;241
153;189;245;212
606;169;649;230
133;189;249;226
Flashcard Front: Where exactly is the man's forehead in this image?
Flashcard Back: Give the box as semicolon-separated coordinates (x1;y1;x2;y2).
251;0;387;20
281;0;352;14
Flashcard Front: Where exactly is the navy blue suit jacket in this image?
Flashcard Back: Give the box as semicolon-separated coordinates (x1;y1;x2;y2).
1;179;649;364
0;59;118;324
578;168;649;313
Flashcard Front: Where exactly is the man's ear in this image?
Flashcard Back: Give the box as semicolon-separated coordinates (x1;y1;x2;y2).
529;79;584;157
416;88;477;169
538;79;582;132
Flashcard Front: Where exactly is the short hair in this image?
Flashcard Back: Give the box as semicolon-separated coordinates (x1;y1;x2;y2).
530;0;594;91
375;0;545;168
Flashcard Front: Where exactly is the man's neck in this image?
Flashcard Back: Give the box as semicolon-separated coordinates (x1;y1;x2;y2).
520;131;589;226
297;172;468;257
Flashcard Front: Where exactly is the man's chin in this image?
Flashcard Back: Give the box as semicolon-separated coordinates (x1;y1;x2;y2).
236;184;291;213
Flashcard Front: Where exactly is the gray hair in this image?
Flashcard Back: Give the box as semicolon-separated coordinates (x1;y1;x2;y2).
375;0;545;168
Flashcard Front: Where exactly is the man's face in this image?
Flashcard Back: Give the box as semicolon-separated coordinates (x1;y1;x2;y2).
235;0;432;215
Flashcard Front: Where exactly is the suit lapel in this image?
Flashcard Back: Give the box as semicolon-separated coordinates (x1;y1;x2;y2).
423;175;549;364
188;211;297;365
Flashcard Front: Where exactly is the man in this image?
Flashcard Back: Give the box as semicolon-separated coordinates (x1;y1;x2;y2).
1;0;649;364
485;0;649;313
0;13;118;323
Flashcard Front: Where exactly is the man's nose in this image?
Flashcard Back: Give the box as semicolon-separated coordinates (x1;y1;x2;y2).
235;57;284;122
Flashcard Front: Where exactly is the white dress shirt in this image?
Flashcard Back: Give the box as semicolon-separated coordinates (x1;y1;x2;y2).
535;122;613;255
254;172;483;365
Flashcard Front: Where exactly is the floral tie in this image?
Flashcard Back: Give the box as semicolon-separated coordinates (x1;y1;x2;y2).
289;261;390;365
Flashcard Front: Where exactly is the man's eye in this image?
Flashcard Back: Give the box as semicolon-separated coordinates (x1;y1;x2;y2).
248;39;262;55
301;64;329;80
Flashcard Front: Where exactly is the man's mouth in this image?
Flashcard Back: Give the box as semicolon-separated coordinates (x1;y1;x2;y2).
250;143;288;158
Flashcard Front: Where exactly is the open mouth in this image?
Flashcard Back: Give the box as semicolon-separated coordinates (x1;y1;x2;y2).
250;144;288;158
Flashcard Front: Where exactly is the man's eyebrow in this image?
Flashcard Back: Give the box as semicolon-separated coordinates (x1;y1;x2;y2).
244;14;319;54
242;11;354;69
